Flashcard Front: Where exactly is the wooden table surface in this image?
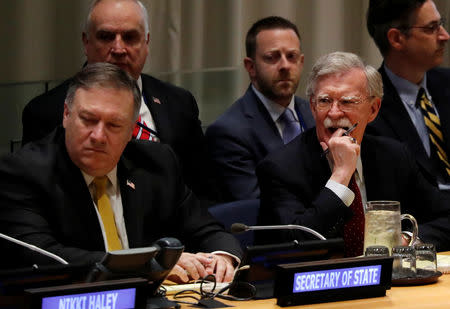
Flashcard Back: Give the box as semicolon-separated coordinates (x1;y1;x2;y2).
174;252;450;308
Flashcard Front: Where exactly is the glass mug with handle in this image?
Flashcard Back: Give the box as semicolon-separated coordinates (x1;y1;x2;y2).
364;201;418;254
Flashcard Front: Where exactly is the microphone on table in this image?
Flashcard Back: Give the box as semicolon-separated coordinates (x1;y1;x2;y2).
230;223;327;240
0;232;68;265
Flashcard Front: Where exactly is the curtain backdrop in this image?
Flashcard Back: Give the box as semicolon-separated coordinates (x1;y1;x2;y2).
1;0;449;126
2;0;449;81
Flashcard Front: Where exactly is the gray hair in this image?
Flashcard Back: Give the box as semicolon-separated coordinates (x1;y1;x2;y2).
306;51;383;99
85;0;149;36
65;63;141;120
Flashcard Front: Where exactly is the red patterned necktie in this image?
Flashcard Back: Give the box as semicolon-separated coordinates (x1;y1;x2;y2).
132;116;151;140
343;175;365;257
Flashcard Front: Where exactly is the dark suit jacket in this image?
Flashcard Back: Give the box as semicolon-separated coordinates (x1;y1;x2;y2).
21;74;211;200
256;128;450;251
205;86;315;201
367;66;450;187
0;128;242;268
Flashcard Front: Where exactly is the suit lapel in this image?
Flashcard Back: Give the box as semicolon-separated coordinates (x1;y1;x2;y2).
118;156;145;248
243;86;284;152
294;97;315;130
427;70;450;154
307;131;332;186
379;67;433;172
361;135;397;201
55;134;105;250
361;137;377;201
141;75;171;144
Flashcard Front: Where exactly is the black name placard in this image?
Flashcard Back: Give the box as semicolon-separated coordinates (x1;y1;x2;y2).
274;256;393;307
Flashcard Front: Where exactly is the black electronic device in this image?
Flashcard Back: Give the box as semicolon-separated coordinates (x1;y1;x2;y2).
87;237;184;296
0;238;184;308
274;256;393;306
229;238;344;299
86;247;158;282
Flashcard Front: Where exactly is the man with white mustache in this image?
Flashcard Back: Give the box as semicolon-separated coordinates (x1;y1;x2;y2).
256;52;450;257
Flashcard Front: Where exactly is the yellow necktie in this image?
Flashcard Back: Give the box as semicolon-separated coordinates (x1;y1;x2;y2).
418;88;450;180
93;176;122;251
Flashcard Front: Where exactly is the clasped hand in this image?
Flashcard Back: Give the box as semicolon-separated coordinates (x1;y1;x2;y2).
167;252;235;283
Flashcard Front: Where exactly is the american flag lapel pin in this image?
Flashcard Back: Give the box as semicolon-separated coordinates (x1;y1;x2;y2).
126;179;135;190
152;96;161;104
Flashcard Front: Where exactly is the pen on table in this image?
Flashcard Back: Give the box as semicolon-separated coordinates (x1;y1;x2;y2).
322;122;358;157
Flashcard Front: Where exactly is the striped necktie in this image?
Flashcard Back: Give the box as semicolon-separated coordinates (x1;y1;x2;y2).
417;88;450;181
93;176;123;251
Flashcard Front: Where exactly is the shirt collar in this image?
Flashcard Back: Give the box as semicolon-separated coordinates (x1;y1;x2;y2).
251;84;297;122
384;64;429;106
82;166;118;192
136;76;143;93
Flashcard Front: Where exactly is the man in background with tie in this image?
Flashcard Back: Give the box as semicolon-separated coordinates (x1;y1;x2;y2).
256;52;450;256
366;0;450;190
206;16;314;202
0;63;241;283
21;0;213;202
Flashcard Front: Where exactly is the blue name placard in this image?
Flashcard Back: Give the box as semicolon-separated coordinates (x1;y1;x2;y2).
41;287;136;309
293;265;381;293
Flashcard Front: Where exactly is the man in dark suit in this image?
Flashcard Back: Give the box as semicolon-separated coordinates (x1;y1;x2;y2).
256;52;450;256
0;63;241;283
206;16;314;202
366;0;450;190
21;0;211;201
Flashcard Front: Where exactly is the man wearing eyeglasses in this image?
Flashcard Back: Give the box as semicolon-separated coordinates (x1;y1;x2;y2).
366;0;450;190
256;52;450;256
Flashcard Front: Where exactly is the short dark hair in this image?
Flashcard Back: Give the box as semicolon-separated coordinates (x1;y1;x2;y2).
65;63;142;120
245;16;301;59
366;0;426;55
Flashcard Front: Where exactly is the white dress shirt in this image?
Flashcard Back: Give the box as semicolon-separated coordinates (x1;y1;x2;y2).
136;77;157;133
325;154;367;211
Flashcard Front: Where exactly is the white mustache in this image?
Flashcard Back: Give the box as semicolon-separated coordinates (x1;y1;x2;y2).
323;117;353;129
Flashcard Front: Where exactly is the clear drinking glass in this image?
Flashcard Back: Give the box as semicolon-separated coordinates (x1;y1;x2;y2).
392;246;416;279
365;245;390;257
414;243;437;275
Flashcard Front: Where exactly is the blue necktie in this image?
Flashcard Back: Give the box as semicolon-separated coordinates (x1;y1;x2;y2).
280;108;301;144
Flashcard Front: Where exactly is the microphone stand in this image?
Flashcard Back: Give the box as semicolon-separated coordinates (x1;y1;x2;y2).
231;223;326;240
0;232;68;264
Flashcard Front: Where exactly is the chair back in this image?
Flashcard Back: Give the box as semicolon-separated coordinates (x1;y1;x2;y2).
208;199;260;249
